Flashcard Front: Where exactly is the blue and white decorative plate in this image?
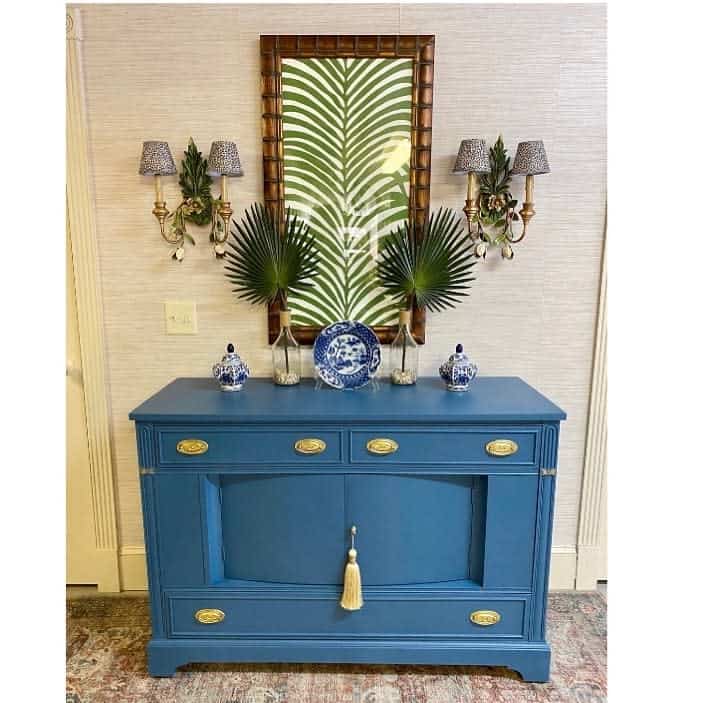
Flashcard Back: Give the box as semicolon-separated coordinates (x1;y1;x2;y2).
313;320;382;390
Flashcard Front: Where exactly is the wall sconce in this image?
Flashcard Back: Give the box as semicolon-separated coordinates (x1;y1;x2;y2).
509;140;550;243
138;140;177;240
207;140;243;256
452;139;490;241
453;137;550;260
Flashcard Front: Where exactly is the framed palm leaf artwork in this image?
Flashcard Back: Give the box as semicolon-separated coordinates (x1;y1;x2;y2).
261;35;435;344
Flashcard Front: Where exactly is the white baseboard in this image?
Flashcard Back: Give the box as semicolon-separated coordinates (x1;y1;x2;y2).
119;545;579;592
575;544;607;590
119;545;148;591
548;546;577;590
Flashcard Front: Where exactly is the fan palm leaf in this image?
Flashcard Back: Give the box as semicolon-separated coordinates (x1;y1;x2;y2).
281;56;413;326
224;203;319;309
377;208;476;313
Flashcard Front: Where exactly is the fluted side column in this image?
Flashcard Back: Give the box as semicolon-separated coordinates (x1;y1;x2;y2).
576;240;607;590
67;6;120;591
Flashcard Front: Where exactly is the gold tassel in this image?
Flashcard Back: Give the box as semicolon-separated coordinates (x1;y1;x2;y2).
340;526;363;611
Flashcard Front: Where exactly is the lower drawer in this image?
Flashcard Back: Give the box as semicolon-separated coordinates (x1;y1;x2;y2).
165;591;529;640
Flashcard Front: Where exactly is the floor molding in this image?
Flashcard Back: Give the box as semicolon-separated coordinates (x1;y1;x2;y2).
549;546;577;590
119;545;578;592
119;546;148;591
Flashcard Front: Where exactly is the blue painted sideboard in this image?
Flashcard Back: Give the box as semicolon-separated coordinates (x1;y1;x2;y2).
130;377;566;681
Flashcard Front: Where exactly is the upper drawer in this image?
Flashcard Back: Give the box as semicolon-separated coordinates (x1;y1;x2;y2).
350;428;539;467
156;427;344;466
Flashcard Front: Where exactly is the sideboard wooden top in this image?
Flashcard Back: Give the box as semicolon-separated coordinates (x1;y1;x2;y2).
130;377;566;423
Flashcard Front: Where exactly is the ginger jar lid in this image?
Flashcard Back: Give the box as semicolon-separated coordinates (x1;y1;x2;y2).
445;343;471;367
220;342;243;366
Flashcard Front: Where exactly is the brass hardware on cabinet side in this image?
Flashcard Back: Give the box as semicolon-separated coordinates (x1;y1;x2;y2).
470;610;501;626
541;468;557;476
367;438;399;455
485;439;518;457
140;468;155;476
176;439;209;455
194;608;225;624
294;438;327;455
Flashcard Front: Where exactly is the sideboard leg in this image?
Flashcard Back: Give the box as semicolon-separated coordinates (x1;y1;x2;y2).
513;650;551;683
147;642;180;677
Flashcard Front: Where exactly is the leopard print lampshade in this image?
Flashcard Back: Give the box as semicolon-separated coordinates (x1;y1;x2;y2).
138;141;176;176
511;140;550;175
207;141;244;177
452;139;490;174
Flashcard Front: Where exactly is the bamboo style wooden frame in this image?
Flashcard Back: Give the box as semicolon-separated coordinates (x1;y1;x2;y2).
261;35;435;344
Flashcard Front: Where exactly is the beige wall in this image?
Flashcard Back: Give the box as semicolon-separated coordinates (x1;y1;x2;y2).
76;3;606;573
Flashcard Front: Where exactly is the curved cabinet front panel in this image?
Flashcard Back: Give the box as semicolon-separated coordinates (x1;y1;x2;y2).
220;474;345;584
347;475;482;585
217;473;485;588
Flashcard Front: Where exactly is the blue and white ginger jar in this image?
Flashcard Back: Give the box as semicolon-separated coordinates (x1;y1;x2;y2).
212;343;249;391
439;344;478;392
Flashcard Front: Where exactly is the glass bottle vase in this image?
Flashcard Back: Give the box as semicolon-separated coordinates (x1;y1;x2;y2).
272;310;301;385
389;310;419;385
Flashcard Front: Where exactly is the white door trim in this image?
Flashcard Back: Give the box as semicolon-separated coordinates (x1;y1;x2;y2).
576;236;607;590
66;6;120;591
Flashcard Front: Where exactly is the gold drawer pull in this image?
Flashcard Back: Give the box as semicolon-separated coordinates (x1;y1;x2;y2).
485;439;518;457
367;438;399;455
177;439;209;455
470;610;501;626
194;608;225;624
294;438;327;455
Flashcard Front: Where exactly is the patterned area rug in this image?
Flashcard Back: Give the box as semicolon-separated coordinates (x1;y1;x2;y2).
66;593;606;703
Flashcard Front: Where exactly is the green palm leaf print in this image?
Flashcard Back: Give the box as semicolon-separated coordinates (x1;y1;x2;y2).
281;57;413;326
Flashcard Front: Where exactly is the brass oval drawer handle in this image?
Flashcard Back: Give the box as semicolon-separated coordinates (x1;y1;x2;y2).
470;610;501;626
485;439;518;457
177;439;209;455
294;438;327;455
366;438;399;455
194;608;225;624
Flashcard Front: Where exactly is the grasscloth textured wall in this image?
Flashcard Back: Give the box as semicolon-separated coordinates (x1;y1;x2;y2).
77;4;606;554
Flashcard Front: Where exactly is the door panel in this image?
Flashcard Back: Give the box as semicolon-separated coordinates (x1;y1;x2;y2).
154;474;208;586
221;474;345;584
482;475;538;588
346;475;477;585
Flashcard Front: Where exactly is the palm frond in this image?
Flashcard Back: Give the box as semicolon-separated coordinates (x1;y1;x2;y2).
281;56;413;325
377;208;476;313
224;203;320;308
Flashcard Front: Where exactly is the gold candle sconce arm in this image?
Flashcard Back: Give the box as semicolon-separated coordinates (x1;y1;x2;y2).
208;142;243;257
216;174;233;238
152;200;170;239
139;141;178;245
508;175;536;244
463;171;482;241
